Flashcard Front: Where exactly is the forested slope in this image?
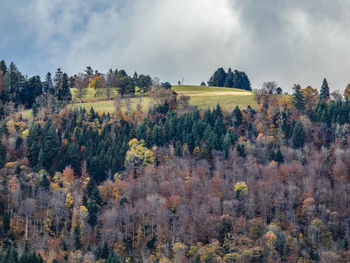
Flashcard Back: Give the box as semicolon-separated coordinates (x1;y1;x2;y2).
1;60;350;262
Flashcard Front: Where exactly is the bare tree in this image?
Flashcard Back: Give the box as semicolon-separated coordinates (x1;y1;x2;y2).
74;73;89;103
253;88;268;104
263;81;278;94
35;93;60;116
152;77;161;89
21;198;36;241
49;190;68;237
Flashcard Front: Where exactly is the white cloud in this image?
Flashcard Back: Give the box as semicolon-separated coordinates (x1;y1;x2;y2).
5;0;350;92
62;0;249;85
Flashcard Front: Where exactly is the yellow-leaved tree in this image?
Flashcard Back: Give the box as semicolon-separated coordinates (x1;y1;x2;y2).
125;138;155;168
344;84;350;100
302;86;319;110
234;181;248;199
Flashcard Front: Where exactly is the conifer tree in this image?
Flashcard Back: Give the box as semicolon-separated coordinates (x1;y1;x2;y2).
56;73;72;102
107;254;121;263
240;71;252;91
291;121;305;149
224;68;234;87
53;68;64;94
320;78;330;100
152;125;162;146
175;141;182;157
2;212;10;235
43;72;54;94
274;149;284;163
27;122;41;168
208;67;226;87
0;60;7;74
40;174;50;191
0;140;6;169
37;148;45;170
85;178;102;226
42;121;58;172
233;106;243;127
7;62;24;103
223;130;237;157
293;84;305;112
74;225;82;250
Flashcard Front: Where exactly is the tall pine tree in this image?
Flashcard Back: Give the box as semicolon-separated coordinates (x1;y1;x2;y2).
291;121;305;149
292;84;305;112
320;78;330;100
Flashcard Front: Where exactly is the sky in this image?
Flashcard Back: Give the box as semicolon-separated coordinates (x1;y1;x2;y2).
1;0;350;92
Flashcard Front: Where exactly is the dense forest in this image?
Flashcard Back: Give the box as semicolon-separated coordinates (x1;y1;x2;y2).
2;60;350;262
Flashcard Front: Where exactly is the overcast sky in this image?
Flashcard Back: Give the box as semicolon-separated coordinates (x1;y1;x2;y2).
1;0;350;92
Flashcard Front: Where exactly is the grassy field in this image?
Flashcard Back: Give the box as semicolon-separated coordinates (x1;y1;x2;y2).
72;85;256;112
70;96;153;113
22;85;256;118
173;85;256;110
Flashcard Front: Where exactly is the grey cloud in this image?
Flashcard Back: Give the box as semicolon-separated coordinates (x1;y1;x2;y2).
5;0;350;92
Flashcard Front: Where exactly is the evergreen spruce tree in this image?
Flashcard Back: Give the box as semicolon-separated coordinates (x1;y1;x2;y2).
86;179;102;226
274;149;284;163
37;147;45;170
267;148;275;162
208;67;226;87
27;122;41;168
74;225;82;250
42;121;59;172
0;60;7;74
107;254;121;263
236;144;246;157
214;118;225;137
291;121;305;149
175;141;182;157
2;212;10;235
292;84;305;112
56;73;72;102
152;125;162;146
53;68;64;95
223;130;237;157
224;68;234;87
43;72;54;94
241;71;252;91
7;62;24;103
23;75;42;108
213;104;223;121
40;174;50;191
2;246;18;263
136;120;147;140
233;106;243;127
0;120;9;137
0;140;6;169
320;78;330;100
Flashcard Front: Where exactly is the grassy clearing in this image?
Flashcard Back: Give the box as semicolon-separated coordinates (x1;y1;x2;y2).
72;85;256;113
173;85;256;110
70;97;153;113
71;87;143;102
21;85;257;119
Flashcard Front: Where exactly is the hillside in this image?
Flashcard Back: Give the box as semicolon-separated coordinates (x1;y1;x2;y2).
67;85;256;114
3;63;350;262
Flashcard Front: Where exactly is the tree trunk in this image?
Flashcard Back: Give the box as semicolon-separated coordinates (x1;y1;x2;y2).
25;216;28;240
